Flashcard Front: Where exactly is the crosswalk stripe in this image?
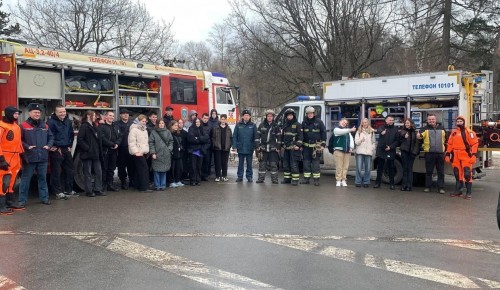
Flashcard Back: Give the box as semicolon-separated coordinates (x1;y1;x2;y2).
0;275;26;290
257;238;500;289
9;231;500;255
72;235;282;290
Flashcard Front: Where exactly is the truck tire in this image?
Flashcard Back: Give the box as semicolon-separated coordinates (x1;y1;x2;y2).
381;158;403;185
73;152;87;191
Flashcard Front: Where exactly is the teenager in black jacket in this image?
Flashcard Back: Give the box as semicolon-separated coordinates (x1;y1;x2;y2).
187;118;209;186
98;111;122;192
77;110;105;197
399;118;420;191
169;120;185;188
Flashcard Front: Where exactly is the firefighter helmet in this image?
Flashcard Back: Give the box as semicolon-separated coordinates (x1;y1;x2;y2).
264;109;275;117
305;106;315;114
284;108;295;117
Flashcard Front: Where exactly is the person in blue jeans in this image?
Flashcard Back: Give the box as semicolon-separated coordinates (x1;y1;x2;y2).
354;118;376;187
19;103;54;206
232;109;257;182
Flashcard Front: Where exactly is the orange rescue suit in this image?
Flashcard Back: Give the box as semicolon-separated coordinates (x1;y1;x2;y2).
446;127;478;183
0;120;23;195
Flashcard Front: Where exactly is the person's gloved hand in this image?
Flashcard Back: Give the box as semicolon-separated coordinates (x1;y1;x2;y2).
444;153;451;163
0;155;9;171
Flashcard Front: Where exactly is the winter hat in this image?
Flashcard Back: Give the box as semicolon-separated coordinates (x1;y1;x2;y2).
3;106;21;123
27;103;42;112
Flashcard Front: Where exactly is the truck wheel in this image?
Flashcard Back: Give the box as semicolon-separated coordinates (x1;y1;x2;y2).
381;158;403;185
73;152;86;191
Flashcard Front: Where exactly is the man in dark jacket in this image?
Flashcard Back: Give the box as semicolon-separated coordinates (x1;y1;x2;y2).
19;103;54;206
374;115;400;190
201;113;213;181
233;109;257;182
280;108;303;185
47;105;74;200
98;111;122;192
255;109;281;184
146;111;158;184
146;111;157;136
116;109;135;189
163;106;174;126
301;106;326;186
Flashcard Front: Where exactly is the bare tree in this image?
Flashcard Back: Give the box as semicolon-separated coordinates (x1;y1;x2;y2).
179;41;212;70
229;0;399;82
11;0;174;62
396;0;442;72
208;22;233;70
114;3;174;63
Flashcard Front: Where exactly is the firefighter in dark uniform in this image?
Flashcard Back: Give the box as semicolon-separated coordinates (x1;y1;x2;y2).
301;106;326;186
280;108;303;185
255;109;281;184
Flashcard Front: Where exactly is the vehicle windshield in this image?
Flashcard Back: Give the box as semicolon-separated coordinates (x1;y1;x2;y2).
216;87;234;105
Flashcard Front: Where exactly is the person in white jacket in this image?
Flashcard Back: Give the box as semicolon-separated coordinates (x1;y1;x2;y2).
328;118;355;186
128;115;151;192
354;118;376;187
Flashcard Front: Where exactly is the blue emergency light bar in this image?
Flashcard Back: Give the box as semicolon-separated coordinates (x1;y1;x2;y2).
297;95;321;101
212;72;226;78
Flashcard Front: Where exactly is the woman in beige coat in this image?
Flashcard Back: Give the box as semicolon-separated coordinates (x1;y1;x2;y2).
128;114;151;192
354;118;376;187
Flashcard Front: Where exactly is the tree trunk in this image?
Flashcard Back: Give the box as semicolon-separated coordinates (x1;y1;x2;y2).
442;0;452;68
493;27;500;112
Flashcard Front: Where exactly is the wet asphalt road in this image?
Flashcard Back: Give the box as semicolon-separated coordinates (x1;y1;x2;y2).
1;168;499;290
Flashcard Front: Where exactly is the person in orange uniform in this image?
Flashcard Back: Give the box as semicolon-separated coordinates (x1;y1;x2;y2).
445;116;478;199
0;106;24;215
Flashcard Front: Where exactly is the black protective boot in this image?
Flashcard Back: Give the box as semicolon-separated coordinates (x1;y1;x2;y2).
121;179;129;190
256;173;265;184
313;178;320;186
0;196;13;215
271;174;279;184
464;182;472;200
300;178;310;184
291;179;298;186
5;192;25;210
281;179;291;184
107;183;119;192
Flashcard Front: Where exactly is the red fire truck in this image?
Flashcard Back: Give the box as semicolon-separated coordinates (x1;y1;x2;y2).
0;40;240;190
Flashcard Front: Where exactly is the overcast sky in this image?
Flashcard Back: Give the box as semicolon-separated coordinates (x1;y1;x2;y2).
3;0;233;43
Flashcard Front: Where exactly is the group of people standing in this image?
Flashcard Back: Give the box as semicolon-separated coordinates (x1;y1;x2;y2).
0;102;484;215
0;103;77;215
347;113;478;199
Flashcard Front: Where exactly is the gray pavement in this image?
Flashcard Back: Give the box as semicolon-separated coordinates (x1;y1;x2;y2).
0;167;499;289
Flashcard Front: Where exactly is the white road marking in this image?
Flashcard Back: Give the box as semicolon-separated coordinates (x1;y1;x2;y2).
257;238;500;289
72;235;282;290
4;231;500;255
0;275;26;290
14;231;500;254
6;231;500;255
444;242;500;255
